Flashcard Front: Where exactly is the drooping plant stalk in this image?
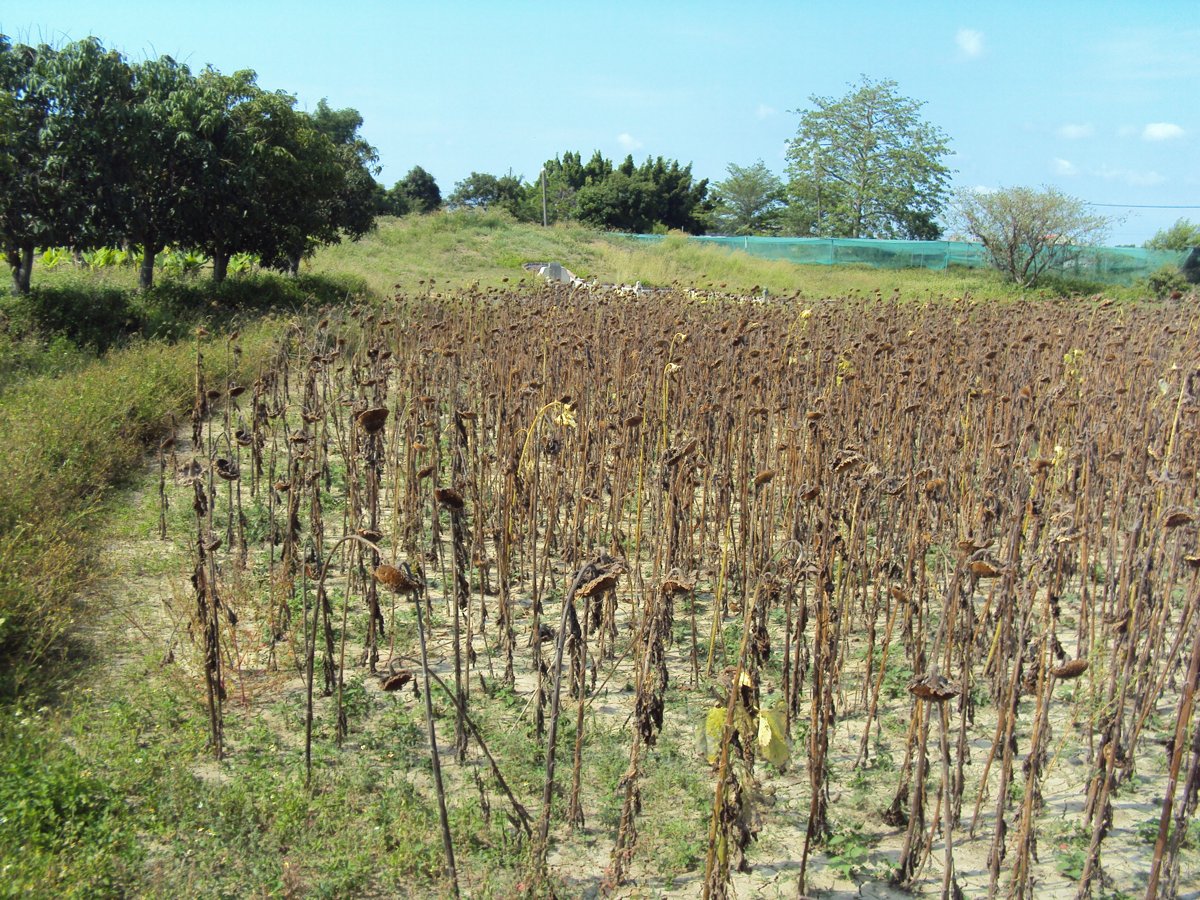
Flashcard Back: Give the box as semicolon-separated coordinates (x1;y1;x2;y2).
701;583;756;900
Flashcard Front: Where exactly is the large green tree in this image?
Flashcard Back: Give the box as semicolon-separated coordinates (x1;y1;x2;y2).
1;36;382;292
0;38;132;294
576;171;657;233
535;150;709;232
710;160;784;235
308;99;381;243
118;55;221;289
785;76;952;239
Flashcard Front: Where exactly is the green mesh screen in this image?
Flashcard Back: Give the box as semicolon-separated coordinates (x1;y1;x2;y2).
623;235;1187;285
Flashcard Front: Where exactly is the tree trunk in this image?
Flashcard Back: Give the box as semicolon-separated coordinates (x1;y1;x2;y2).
139;245;159;291
7;246;34;295
288;253;300;276
212;250;229;284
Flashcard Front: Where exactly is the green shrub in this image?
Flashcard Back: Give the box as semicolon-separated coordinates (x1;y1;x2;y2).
1140;264;1190;300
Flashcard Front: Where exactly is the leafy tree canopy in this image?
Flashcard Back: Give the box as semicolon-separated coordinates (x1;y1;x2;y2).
0;35;382;292
710;160;784;235
393;165;442;214
785;76;952;240
448;171;525;212
528;150;709;232
1145;218;1200;252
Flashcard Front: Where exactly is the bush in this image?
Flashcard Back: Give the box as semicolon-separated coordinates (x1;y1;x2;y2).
1141;264;1190;300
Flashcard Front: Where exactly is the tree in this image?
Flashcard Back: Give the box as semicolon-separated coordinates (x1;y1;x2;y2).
953;186;1112;287
380;183;412;216
1145;218;1200;252
308;99;381;245
575;171;657;232
785;76;952;239
393;166;441;214
710;160;784;234
0;38;132;294
448;171;525;212
633;155;710;233
118;55;220;290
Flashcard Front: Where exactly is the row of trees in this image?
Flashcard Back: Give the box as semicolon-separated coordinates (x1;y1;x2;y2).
0;36;379;293
441;78;952;240
445;151;712;233
6;39;1188;294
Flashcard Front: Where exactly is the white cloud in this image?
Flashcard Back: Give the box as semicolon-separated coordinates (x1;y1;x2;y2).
955;28;984;59
1057;123;1094;140
616;132;643;151
1143;122;1184;141
756;103;777;120
1053;158;1078;176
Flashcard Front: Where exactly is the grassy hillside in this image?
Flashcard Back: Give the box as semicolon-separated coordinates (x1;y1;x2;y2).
313;209;1130;300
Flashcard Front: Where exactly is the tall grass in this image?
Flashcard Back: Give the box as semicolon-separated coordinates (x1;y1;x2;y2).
314;211;1151;300
0;324;280;697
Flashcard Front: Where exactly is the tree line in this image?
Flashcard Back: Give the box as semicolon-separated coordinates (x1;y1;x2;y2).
4;41;1194;295
0;36;379;294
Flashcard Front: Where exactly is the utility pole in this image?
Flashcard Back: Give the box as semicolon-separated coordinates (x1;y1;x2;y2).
541;169;548;227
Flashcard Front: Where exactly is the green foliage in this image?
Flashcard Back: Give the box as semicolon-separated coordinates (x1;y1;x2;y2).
1135;816;1200;849
82;246;131;269
1141;264;1190;299
824;823;873;880
709;160;784;235
1144;218;1200;252
520;150;709;233
159;248;207;279
953;186;1113;287
0;330;91;391
0;708;133;894
1;270;366;349
785;76;952;239
38;247;71;270
577;170;658;233
0;37;379;294
391;165;442;214
448;171;526;214
1056;848;1087;881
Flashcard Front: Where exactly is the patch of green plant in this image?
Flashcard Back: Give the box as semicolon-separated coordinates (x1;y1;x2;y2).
877;649;914;700
1135;816;1200;850
824;823;873;880
1055;847;1087;881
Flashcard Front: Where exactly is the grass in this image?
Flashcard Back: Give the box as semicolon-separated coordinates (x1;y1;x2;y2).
1;267;370;353
313;209;1155;300
0;324;280;697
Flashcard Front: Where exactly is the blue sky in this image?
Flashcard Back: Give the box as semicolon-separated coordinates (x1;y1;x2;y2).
4;0;1197;243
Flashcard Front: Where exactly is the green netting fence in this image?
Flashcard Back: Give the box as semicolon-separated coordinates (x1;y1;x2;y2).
623;235;1189;285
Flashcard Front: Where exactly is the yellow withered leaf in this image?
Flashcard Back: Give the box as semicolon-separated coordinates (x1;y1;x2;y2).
703;707;727;764
757;706;790;769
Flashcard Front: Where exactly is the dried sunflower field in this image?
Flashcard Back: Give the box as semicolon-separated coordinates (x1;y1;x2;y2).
158;285;1200;898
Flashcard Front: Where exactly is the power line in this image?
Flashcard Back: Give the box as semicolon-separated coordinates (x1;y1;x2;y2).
1086;202;1200;209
